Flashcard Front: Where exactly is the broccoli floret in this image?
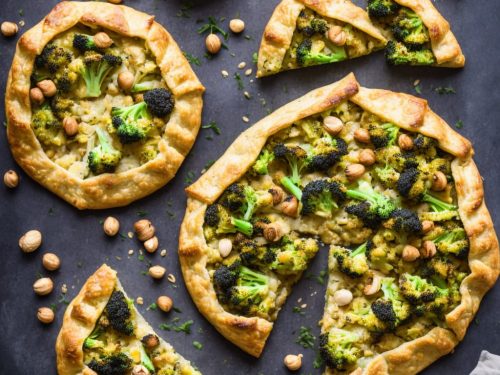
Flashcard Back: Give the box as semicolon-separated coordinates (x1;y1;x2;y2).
345;300;387;333
205;204;253;236
88;128;122;175
432;228;469;258
392;8;430;48
252;149;275;175
50;96;75;121
301;179;346;217
35;44;73;74
273;143;309;186
53;67;79;92
399;273;438;304
143;88;175;117
420;255;456;280
269;236;319;275
239;239;276;268
87;353;133;375
397;167;426;199
386;208;422;233
385;40;435;66
319;328;361;371
371;278;411;330
374;164;400;189
220;183;246;212
32;103;65;146
80;52;122;97
83;328;104;349
413;277;461;318
296;38;347;67
73;34;104;52
346;180;396;228
365;243;395;273
332;241;371;278
368;123;399;149
240;185;273;221
367;0;400;18
422;193;457;213
296;10;329;36
104;290;134;336
204;204;221;227
308;136;348;172
139;344;155;373
280;176;303;201
111;102;152;144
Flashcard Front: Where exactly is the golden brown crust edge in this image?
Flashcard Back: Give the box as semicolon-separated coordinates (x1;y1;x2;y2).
5;1;205;210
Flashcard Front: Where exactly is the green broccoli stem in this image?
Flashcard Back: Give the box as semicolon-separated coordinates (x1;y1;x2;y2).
131;81;156;93
281;176;302;200
422;193;457;212
95;128;113;152
140;345;155;372
239;265;269;285
350;242;368;257
231;217;253;236
83;337;102;349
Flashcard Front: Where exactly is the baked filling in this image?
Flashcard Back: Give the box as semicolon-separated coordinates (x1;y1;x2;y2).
83;289;200;375
30;26;174;179
202;100;469;370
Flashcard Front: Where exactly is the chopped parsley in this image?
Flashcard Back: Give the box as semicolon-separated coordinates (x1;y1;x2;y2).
197;17;229;43
137;210;148;217
193;341;203;350
176;1;193;18
234;73;244;90
455;120;464;129
313;351;324;369
296;326;315;349
252;52;258;64
184;170;196;185
293;306;305;315
414;83;422;94
160;319;194;334
183;52;201;66
434;86;456;95
147;303;158;311
202;121;221;135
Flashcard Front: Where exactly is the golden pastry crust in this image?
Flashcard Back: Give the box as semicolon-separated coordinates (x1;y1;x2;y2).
256;0;386;77
394;0;465;67
5;1;204;209
180;73;499;362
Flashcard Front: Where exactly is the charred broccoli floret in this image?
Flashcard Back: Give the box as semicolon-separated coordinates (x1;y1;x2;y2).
374;164;400;189
432;228;469;258
367;0;400;18
220;183;246;212
238;239;276;268
308;136;348;172
32;103;65;146
371;278;411;330
87;353;133;375
252;149;275;175
273;143;309;186
88;128;122;174
80;52;122;97
296;10;329;36
413;276;462;318
296;38;347;67
332;241;371;278
345;300;387;333
397;167;427;199
104;290;134;336
385;40;435;66
50;96;75;121
35;44;73;74
420;255;456;280
203;204;253;236
111;102;152;144
83;329;104;349
240;185;273;221
301;179;346;217
269;236;319;275
73;33;107;52
319;328;361;371
392;8;430;48
143;88;175;117
54;67;79;92
399;273;438;304
386;208;422;233
368;123;399;149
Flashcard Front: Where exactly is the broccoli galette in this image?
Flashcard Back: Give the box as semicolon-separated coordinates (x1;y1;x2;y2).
256;0;464;77
5;2;204;209
56;264;201;375
179;73;499;371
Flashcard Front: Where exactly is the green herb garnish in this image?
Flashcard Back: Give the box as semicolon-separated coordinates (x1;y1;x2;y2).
296;326;315;349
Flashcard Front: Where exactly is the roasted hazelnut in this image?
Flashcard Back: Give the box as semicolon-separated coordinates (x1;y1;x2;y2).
117;71;135;91
42;253;61;271
431;171;448;191
33;277;54;296
1;22;18;37
205;34;221;54
269;187;284;206
4;170;19;188
354;128;370;143
134;219;155;241
421;240;437;258
141;334;160;348
144;236;159;253
333;289;353;306
157;295;173;312
364;273;382;295
93;32;113;49
229;19;245;33
218;238;232;258
327;26;347;46
131;365;150;375
103;216;120;236
345;163;366;181
19;230;42;253
421;220;434;234
323;116;343;135
398;134;414;150
263;222;283;242
402;245;420;262
37;307;55;324
281;196;299;217
30;87;45;105
358;149;376;166
149;265;166;279
284;354;303;371
37;80;57;97
63;117;79;137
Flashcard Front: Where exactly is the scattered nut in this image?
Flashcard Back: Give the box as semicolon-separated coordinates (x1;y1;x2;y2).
136;296;144;305
33;277;54;296
229;19;245;33
269;187;285;206
431;171;448;191
93;32;113;49
141;334;160;348
398;134;414;150
354;128;370;143
144;236;159;253
242;116;250;123
42;253;61;271
345;163;366;181
19;230;42;253
221;70;229;78
134;219;155;241
117;71;135;91
402;245;420;262
218;238;232;258
61;284;67;294
284;354;303;371
167;274;176;283
364;272;382;295
37;80;57;97
160;249;167;257
29;87;45;105
148;265;166;279
245;68;253;76
205;33;221;54
421;241;437;258
131;365;150;375
103;216;120;236
322;116;343;135
421;220;434;234
4;170;19;188
333;289;353;306
1;21;18;37
37;307;55;324
263;222;284;242
327;26;347;46
358;149;376;166
157;295;173;312
238;61;246;69
281;196;299;217
63;117;79;137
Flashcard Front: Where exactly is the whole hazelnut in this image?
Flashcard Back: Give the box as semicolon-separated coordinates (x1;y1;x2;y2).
218;238;232;258
358;149;376;166
421;220;434;234
134;219;155;241
157;295;173;312
229;19;245;33
33;277;54;296
281;196;299;217
263;222;283;242
205;34;222;54
345;163;366;181
63;117;79;137
327;26;347;46
30;87;45;105
354;128;370;143
93;32;113;49
103;216;120;236
421;241;437;258
19;230;42;253
141;334;160;348
37;307;55;324
42;253;61;271
284;354;303;371
333;289;353;307
37;80;57;97
131;365;149;375
1;21;18;37
323;116;343;135
144;236;159;253
431;171;448;191
117;71;135;91
269;187;284;206
398;134;414;150
402;245;420;262
4;170;19;188
149;265;166;279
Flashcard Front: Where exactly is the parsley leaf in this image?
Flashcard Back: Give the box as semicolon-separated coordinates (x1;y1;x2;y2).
296;326;315;349
202;121;221;135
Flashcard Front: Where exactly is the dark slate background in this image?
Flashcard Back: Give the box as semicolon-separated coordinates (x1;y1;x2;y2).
0;0;499;374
